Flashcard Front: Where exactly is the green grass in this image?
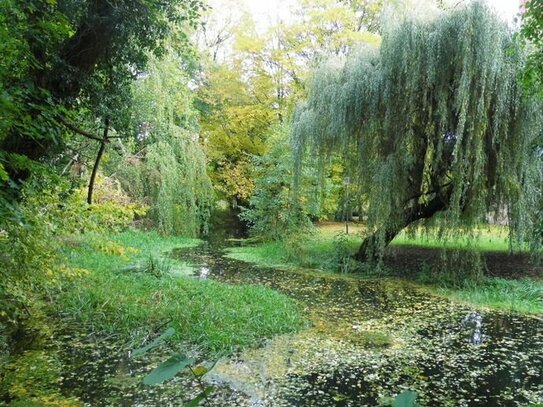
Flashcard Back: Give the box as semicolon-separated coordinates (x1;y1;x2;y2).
224;235;359;271
225;224;543;315
315;222;514;251
392;226;512;251
57;229;305;354
226;224;513;269
436;278;543;314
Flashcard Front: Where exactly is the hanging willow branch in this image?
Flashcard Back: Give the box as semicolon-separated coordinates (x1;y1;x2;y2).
293;1;543;260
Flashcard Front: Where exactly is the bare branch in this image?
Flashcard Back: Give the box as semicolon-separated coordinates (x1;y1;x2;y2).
57;116;106;142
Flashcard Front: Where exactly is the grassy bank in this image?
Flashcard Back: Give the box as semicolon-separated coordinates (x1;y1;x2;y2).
226;223;512;269
434;278;543;314
1;230;305;406
57;229;305;354
225;223;543;314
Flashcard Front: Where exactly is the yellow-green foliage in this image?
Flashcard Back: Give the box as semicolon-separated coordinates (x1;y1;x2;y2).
0;176;144;286
1;351;82;406
93;239;139;259
84;175;148;232
0;175;145;366
198;62;274;204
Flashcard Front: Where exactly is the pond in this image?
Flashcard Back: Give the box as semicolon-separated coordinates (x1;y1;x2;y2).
58;239;543;406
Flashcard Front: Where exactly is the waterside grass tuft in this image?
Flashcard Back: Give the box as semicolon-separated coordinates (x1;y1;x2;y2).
57;229;305;354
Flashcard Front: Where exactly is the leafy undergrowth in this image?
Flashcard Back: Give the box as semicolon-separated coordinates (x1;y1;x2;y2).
58;230;305;354
225;224;543;315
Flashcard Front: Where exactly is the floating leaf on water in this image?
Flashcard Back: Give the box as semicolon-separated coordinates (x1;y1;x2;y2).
392;390;420;407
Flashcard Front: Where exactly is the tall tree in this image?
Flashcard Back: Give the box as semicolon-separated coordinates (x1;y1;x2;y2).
520;0;543;249
293;2;543;260
196;0;382;210
113;49;214;236
0;0;203;195
521;0;543;93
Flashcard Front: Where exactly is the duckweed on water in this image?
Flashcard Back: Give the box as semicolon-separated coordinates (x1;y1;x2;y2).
179;244;543;406
225;224;543;315
1;231;305;406
1;350;83;406
7;235;541;406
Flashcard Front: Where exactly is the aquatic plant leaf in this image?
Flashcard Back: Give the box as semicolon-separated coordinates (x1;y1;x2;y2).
143;354;194;385
185;386;215;406
392;391;419;407
132;327;175;357
192;365;208;377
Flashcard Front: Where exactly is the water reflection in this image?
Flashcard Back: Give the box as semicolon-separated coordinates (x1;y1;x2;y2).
199;266;210;279
56;240;543;406
463;312;484;345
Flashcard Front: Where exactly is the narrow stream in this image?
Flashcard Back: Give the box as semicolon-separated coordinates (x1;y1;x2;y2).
173;241;543;407
58;239;543;406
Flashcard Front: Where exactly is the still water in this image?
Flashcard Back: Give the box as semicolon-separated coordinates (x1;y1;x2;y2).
60;240;543;406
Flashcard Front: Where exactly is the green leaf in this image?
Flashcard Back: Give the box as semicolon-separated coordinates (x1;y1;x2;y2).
143;354;194;385
132;327;175;357
0;163;9;182
185;386;215;407
392;390;419;407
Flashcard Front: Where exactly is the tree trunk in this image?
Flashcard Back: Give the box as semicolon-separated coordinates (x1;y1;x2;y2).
87;117;109;205
354;187;452;262
0;0;115;183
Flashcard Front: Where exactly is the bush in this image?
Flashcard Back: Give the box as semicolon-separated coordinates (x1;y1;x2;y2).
0;174;145;353
241;125;314;240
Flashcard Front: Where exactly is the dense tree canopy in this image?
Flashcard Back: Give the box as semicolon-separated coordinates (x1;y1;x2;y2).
3;1;543;405
293;1;543;260
197;0;382;210
0;0;203;195
521;0;543;92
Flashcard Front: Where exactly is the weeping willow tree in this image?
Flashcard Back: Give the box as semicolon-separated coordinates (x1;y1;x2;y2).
293;1;543;261
137;129;213;236
115;49;214;236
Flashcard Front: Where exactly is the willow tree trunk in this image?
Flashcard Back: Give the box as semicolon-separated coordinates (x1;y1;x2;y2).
354;188;452;261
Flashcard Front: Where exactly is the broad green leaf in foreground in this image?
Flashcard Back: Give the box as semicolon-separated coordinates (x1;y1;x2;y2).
185;386;215;407
143;353;194;385
392;390;420;407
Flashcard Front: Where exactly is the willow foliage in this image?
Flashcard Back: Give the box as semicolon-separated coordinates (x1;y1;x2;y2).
116;51;213;237
293;2;542;256
144;130;213;236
